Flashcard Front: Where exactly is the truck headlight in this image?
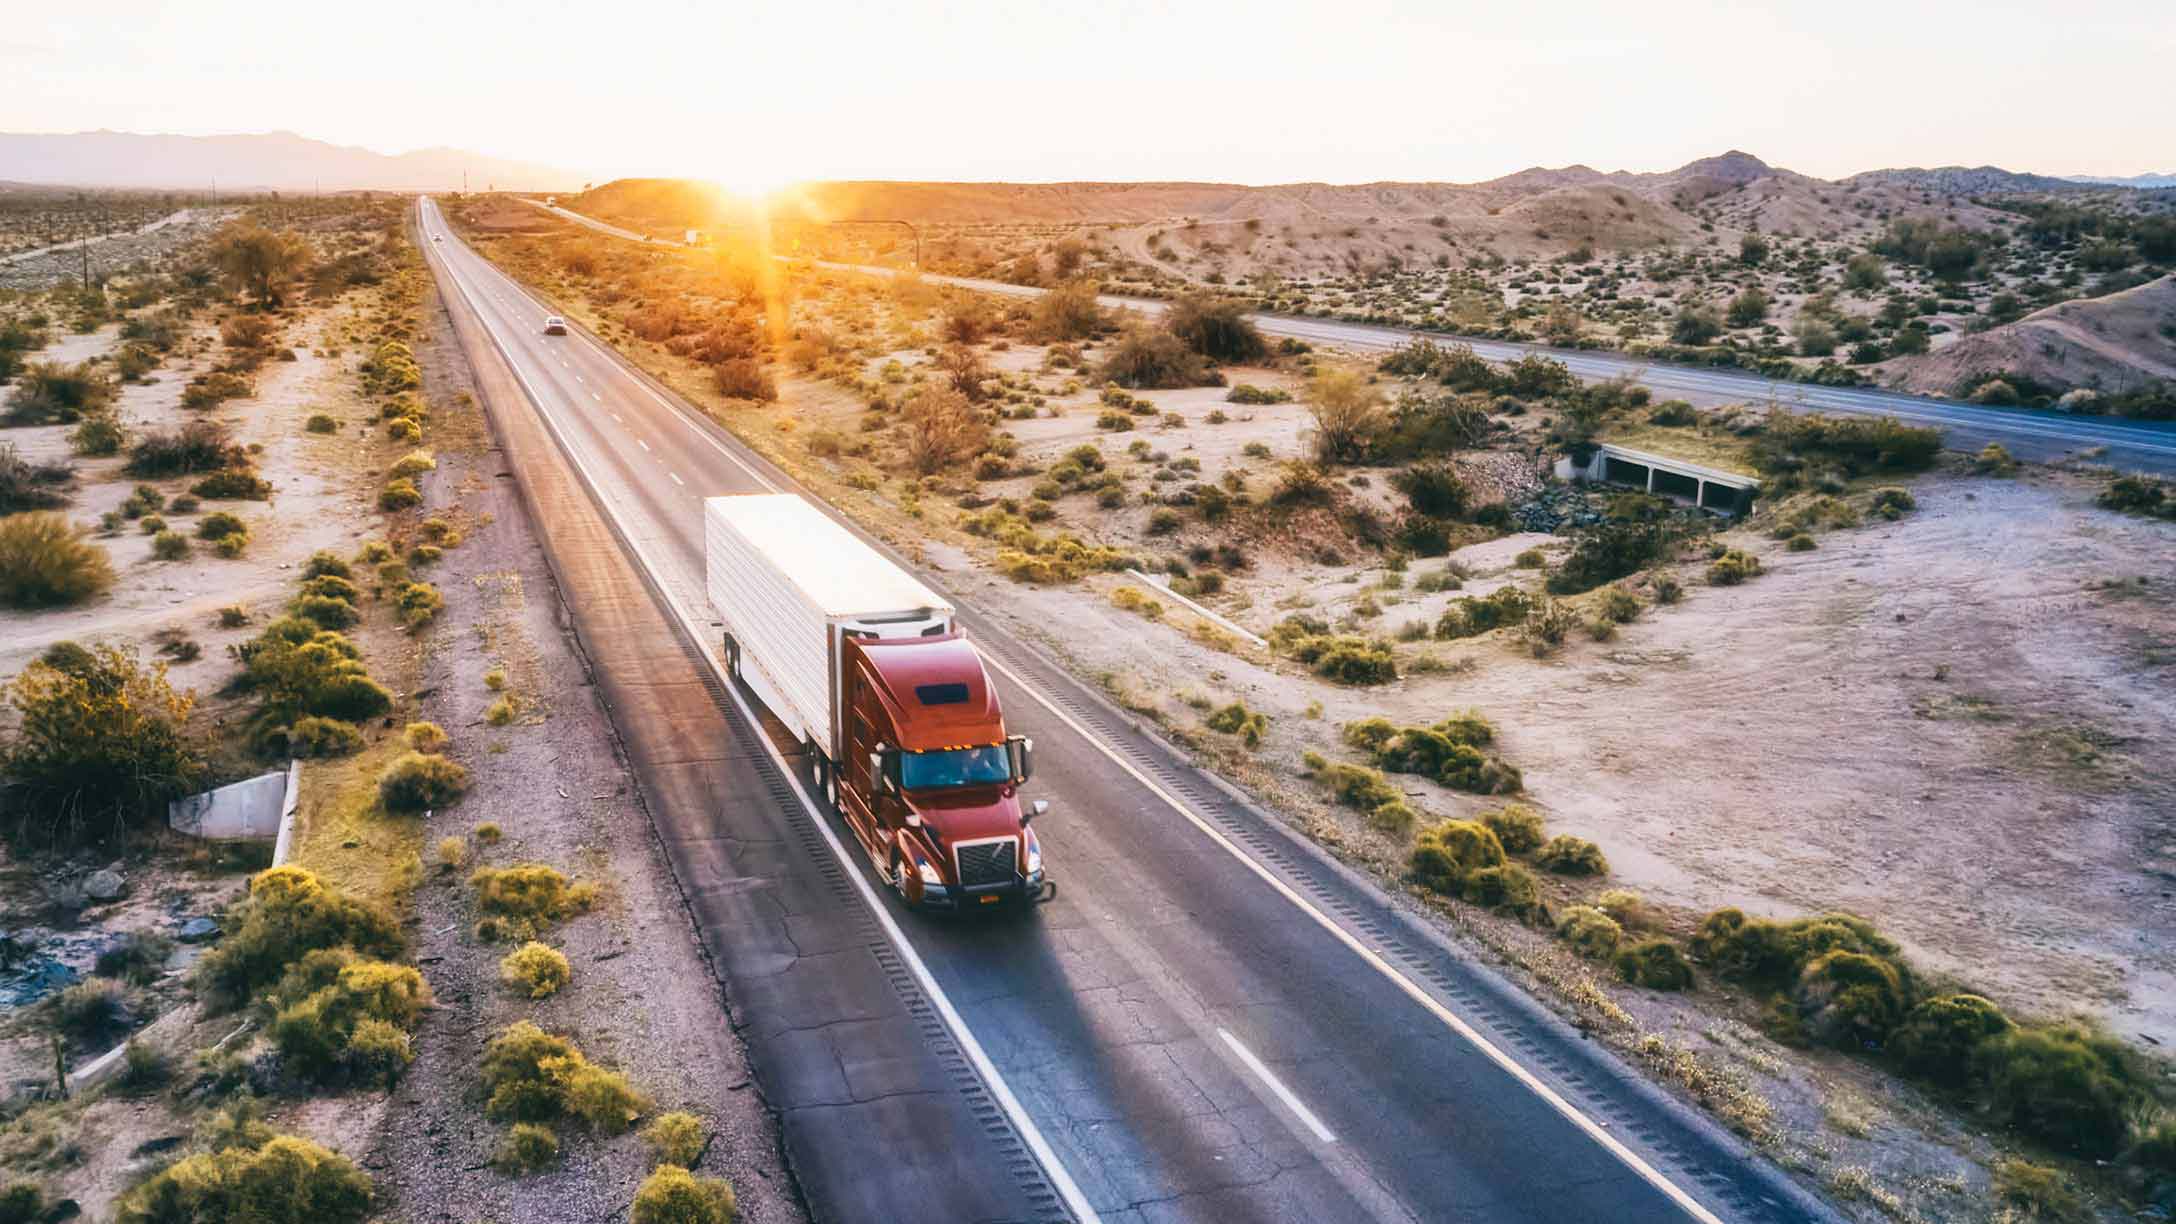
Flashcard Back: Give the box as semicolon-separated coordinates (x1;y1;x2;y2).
916;858;944;887
1025;840;1042;876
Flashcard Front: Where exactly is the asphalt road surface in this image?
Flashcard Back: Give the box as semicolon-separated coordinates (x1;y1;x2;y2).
525;197;2176;476
431;198;1840;1224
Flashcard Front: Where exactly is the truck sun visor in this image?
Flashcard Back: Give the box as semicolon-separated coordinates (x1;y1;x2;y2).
914;682;971;706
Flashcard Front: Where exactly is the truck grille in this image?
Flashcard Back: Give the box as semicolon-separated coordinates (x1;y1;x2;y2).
954;839;1017;890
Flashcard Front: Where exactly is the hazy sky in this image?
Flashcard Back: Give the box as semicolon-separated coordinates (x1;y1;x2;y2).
5;0;2170;185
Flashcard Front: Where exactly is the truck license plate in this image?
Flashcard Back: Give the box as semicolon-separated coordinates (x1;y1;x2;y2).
979;894;1000;905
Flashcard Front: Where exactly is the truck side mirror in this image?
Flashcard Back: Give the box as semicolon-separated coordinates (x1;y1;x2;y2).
868;746;893;794
1024;799;1049;827
1007;735;1034;783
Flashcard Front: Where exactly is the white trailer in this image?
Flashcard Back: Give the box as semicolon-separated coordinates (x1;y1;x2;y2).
704;494;954;762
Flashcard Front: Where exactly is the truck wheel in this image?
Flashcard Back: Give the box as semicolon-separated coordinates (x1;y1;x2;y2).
888;851;912;903
722;634;741;681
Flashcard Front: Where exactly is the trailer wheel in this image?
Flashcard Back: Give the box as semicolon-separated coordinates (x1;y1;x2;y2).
888;850;912;903
722;634;741;681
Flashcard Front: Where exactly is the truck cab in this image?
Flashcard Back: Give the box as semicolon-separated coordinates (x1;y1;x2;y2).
840;633;1046;909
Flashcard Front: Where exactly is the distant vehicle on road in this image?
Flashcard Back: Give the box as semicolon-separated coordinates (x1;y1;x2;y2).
706;493;1051;910
542;316;567;335
432;234;441;242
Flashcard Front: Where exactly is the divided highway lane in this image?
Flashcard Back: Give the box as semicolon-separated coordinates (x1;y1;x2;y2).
519;201;2176;474
430;199;1838;1224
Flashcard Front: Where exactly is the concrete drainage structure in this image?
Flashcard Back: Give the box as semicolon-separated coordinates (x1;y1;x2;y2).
1557;443;1759;515
167;760;301;866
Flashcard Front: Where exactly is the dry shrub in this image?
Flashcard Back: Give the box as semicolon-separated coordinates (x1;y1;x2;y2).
1407;820;1505;896
899;386;988;475
4;642;201;835
1535;835;1609;876
196;866;403;1010
0;512;113;608
643;1112;706;1168
114;1132;372;1224
470;864;596;941
1556;905;1624;959
267;953;429;1084
1615;939;1694;990
1481;803;1546;854
0;443;75;513
378;751;468;812
630;1165;736;1224
481;1021;649;1134
494;1122;559;1174
500;942;572;999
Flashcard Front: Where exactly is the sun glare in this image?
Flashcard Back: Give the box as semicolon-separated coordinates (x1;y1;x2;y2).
710;173;790;205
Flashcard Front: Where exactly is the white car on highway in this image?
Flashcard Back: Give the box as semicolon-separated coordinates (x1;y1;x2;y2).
543;316;567;335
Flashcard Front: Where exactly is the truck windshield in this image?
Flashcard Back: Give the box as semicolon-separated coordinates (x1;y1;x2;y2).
898;745;1011;790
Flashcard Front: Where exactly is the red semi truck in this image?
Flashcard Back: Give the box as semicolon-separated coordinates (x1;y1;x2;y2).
705;493;1051;909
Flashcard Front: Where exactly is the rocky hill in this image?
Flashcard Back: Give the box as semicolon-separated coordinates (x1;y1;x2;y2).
1884;274;2176;395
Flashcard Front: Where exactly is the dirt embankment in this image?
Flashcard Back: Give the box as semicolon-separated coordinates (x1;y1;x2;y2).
1884;273;2176;395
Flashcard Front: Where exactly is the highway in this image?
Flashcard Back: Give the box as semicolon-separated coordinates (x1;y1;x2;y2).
423;197;1840;1224
526;197;2176;475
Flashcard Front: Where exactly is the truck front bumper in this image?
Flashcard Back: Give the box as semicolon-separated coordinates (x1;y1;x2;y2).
916;869;1052;912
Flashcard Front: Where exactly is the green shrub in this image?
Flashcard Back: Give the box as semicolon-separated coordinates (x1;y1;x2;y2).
1204;701;1268;748
70;413;126;455
287;716;364;758
0;443;74;514
482;1021;649;1133
237;618;393;723
630;1165;737;1224
643;1112;707;1169
1689;907;1899;990
1890;993;2010;1087
1460;862;1541;916
1368;799;1419;840
114;1133;373;1224
471;863;597;941
1535;835;1609;876
378;478;422;511
1408;820;1506;895
1991;1159;2081;1221
494;1122;560;1174
1867;487;1916;520
2097;475;2166;515
1616;939;1694;991
151;528;189;560
1548;522;1676;596
290;593;358;630
268;957;429;1084
1284;632;1397;685
1481;804;1546;853
1557;905;1624;959
0;1183;47;1223
1163;293;1266;363
379;751;469;812
393;581;443;628
1316;762;1401;811
303;549;352;580
501;941;572;999
300;573;361;604
4;643;203;833
1226;383;1291;405
388;449;436;478
306;413;339;434
1436;586;1531;638
1983;1024;2143;1156
5;360;116;424
404;721;449;752
127;420;242;477
1793;951;1912;1050
0;512;114;607
97;931;177;985
1752;410;1940;476
1389;462;1470;519
1706;549;1761;585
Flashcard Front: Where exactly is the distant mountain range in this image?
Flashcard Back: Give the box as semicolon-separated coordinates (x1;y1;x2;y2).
2062;172;2176;189
0;130;584;192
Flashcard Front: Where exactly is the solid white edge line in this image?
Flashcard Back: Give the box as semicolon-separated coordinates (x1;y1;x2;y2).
421;200;1104;1224
1217;1029;1337;1145
977;652;1724;1224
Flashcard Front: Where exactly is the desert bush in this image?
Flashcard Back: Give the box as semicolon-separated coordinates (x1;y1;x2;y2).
237;617;393;724
191;467;272;500
1547;522;1676;596
306;413;339;434
1205;701;1268;748
1099;324;1211;389
181;370;254;411
69;412;125;456
287;716;364;758
1407;820;1506;895
482;1021;649;1133
501;941;572;999
1519;596;1576;656
1983;1024;2144;1156
388;449;436;479
713;358;779;402
1389;461;1470;518
127;420;242;476
486;695;518;725
300;573;361;603
1480;803;1546;853
1706;549;1761;585
197;866;403;1010
1793;950;1912;1049
268;956;428;1083
1889;993;2011;1088
1285;632;1397;685
290;592;358;630
899;386;987;475
1753;410;1940;477
0;444;74;514
1163;294;1266;363
0;512;113;608
1226;383;1291;405
1461;862;1541;916
54;976;131;1040
114;1132;372;1224
1689;908;1899;991
3;642;200;834
1557;905;1624;959
1029;281;1105;341
1306;367;1386;464
1535;835;1608;876
378;478;422;511
404;721;448;752
379;751;468;812
196;510;247;540
1351;714;1519;795
4;360;115;424
393;581;443;628
151;528;189;560
630;1165;737;1224
644;1112;707;1169
2096;475;2167;515
1616;939;1694;990
1867;487;1915;520
1315;761;1401;811
495;1122;560;1174
471;863;596;941
97;931;177;985
1435;586;1530;639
